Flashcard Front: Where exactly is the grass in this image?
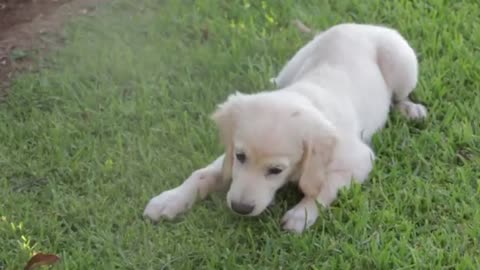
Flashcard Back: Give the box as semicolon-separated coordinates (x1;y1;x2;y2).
1;0;480;269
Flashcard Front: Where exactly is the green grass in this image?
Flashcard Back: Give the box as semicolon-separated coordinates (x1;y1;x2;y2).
1;0;480;269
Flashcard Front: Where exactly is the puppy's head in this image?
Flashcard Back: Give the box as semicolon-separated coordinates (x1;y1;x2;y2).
212;91;337;216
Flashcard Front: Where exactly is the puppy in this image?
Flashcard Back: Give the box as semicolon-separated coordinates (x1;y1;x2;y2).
143;23;427;233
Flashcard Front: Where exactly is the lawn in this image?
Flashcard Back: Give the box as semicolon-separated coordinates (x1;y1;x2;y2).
1;0;480;269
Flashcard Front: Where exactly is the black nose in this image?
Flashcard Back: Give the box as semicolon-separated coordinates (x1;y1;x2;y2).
231;201;254;215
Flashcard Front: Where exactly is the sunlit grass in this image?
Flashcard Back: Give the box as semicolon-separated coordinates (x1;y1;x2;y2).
1;0;479;268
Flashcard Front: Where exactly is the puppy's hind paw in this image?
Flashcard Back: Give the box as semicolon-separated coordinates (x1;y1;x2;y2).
396;100;427;120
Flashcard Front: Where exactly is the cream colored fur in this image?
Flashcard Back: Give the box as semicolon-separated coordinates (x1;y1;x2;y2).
143;23;427;233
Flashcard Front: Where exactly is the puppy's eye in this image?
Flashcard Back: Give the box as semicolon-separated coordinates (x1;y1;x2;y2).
267;167;283;175
235;152;246;163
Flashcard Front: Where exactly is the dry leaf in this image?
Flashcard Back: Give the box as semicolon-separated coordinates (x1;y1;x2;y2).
292;19;312;34
201;27;209;42
24;253;60;270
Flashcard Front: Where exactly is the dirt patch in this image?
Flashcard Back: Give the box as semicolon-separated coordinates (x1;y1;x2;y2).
0;0;109;101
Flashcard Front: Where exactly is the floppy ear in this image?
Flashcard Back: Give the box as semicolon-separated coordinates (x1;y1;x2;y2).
211;93;244;182
298;112;338;198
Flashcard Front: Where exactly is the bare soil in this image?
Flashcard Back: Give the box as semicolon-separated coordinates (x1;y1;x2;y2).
0;0;108;100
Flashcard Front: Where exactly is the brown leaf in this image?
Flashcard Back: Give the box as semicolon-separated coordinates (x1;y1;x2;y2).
292;19;313;34
24;253;60;270
201;27;209;42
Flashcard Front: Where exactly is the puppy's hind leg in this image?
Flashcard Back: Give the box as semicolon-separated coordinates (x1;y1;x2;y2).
143;155;228;221
376;28;428;120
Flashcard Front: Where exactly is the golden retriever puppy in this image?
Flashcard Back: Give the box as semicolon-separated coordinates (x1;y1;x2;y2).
144;23;427;233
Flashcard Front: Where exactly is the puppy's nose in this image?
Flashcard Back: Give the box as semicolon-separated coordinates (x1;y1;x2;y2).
231;201;254;215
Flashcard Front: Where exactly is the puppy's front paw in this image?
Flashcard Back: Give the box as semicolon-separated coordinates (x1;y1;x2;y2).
143;188;194;222
281;201;318;234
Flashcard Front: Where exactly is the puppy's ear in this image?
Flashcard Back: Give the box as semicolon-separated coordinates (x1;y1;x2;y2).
298;112;338;198
211;92;245;182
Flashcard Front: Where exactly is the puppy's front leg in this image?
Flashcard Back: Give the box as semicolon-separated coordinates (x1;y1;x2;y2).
281;171;354;233
143;155;227;221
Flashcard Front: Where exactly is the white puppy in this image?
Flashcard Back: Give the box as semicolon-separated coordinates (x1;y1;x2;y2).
144;23;427;233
